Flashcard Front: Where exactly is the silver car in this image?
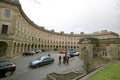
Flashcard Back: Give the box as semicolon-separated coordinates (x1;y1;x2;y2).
29;56;54;68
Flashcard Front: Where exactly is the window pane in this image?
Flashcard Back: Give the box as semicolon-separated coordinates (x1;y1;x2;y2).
4;9;11;18
1;25;8;34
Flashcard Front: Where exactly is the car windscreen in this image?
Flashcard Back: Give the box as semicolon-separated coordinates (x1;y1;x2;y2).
37;57;42;60
0;63;6;68
37;56;48;61
31;60;40;64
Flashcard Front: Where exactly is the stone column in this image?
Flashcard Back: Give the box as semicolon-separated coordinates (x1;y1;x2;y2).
5;41;14;58
6;46;13;58
83;45;94;74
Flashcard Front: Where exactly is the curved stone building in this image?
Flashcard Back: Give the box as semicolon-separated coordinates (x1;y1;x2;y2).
0;0;120;59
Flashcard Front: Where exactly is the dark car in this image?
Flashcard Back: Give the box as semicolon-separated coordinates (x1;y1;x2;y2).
41;49;46;52
0;61;16;77
22;51;36;56
29;56;54;68
67;51;74;57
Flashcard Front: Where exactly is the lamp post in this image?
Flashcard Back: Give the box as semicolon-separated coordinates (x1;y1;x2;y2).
65;42;67;54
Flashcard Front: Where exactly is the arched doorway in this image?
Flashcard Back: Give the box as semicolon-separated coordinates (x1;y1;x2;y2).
0;41;8;57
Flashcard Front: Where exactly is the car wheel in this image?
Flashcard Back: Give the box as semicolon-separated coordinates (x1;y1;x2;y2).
36;65;39;68
5;71;13;77
51;60;54;64
52;61;54;63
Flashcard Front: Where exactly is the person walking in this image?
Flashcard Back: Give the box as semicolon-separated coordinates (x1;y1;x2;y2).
66;54;69;64
48;54;50;57
58;55;62;64
63;55;66;64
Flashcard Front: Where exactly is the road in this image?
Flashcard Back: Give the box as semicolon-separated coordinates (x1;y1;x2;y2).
1;51;83;80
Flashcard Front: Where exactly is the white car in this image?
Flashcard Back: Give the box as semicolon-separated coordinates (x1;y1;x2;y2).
67;50;79;57
73;51;79;56
35;50;42;53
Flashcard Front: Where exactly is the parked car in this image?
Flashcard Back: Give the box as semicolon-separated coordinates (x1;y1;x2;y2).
41;49;46;52
35;50;42;54
72;51;79;56
59;50;66;54
54;48;58;51
67;51;75;57
23;51;36;56
0;61;16;77
29;56;54;68
67;50;79;57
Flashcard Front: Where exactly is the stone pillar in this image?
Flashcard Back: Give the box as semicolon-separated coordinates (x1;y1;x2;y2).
83;45;94;74
118;46;120;60
6;46;13;58
5;41;14;58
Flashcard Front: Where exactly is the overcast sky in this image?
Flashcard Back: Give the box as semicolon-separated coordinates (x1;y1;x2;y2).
19;0;120;34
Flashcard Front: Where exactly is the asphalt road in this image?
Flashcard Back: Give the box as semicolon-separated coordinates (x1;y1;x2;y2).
1;51;83;80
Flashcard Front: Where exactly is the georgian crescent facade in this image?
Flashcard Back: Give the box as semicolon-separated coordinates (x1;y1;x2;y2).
0;0;120;59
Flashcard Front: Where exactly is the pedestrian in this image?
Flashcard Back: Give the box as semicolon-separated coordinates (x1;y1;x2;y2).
66;54;69;64
58;56;62;64
48;54;50;57
63;55;66;64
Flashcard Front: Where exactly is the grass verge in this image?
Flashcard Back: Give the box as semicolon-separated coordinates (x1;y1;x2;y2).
87;61;120;80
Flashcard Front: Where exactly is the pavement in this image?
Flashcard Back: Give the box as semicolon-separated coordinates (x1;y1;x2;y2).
1;53;115;80
1;52;84;80
46;56;85;80
47;56;115;80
